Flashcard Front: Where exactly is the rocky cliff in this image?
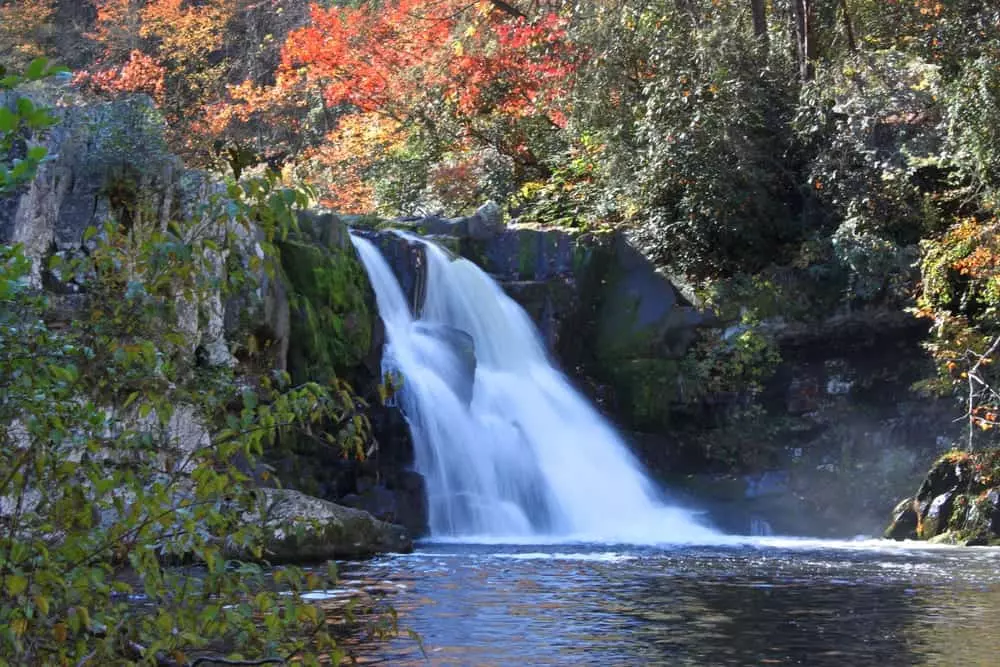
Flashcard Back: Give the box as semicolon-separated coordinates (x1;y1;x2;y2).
1;83;414;559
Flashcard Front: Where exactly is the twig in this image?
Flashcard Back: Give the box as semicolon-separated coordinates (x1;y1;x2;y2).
74;651;96;667
966;335;1000;451
189;658;285;666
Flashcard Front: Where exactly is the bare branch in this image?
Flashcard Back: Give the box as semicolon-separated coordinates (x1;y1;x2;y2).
487;0;527;18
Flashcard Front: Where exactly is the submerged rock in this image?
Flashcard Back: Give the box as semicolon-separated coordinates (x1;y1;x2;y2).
411;322;477;405
244;488;413;563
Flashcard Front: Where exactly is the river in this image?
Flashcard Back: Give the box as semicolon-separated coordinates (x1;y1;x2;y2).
333;539;1000;666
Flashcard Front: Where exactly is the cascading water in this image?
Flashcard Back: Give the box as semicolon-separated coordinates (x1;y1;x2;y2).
351;233;718;543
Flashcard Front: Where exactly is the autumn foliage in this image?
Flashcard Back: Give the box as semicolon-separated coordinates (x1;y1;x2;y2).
75;0;236;158
66;1;579;211
0;0;55;70
210;0;578;211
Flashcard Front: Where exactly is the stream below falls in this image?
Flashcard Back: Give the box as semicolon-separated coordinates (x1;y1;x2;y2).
330;540;1000;666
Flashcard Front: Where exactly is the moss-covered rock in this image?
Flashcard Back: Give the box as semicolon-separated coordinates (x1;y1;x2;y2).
236;488;412;563
278;212;373;384
885;449;1000;545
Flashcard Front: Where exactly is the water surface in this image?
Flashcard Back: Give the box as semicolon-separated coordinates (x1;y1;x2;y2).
337;541;1000;666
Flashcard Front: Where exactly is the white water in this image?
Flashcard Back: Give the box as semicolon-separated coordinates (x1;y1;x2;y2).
350;233;718;543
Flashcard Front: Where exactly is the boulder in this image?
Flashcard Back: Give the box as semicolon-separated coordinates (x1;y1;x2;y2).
884;497;919;540
885;449;1000;545
244;488;412;563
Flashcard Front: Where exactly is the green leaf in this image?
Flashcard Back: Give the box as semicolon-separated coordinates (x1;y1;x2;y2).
25;58;47;81
0;107;17;133
26;145;48;162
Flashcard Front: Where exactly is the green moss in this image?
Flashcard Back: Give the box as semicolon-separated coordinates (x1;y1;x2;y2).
278;239;372;384
517;230;538;277
604;358;682;431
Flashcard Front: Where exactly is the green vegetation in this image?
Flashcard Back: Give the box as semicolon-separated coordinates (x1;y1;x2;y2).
279;236;372;386
0;58;63;194
1;70;380;661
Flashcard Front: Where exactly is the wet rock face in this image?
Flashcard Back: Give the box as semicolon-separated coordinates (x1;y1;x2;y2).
885;450;1000;545
411;322;477;405
352;229;428;315
340;471;428;538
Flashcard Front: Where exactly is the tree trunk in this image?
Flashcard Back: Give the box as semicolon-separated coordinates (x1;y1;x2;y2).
487;0;527;18
839;0;857;53
750;0;769;52
791;0;815;81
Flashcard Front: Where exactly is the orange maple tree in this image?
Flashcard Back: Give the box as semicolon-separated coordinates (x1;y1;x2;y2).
76;0;237;158
0;0;56;70
209;0;579;211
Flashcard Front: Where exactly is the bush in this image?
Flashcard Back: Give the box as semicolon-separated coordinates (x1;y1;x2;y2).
1;152;374;664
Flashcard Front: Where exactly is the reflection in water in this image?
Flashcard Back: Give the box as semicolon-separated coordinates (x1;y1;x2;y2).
330;543;1000;666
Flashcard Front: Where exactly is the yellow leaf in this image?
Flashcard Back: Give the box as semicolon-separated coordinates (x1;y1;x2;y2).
11;618;27;636
6;575;27;596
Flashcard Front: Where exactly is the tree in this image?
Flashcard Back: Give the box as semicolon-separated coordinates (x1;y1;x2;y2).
0;0;55;72
78;0;238;159
213;0;578;212
918;215;1000;450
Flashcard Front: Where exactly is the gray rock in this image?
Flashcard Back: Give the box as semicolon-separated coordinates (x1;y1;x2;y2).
243;488;412;563
466;201;504;240
1;89;179;286
920;490;954;539
884;497;919;540
595;235;710;362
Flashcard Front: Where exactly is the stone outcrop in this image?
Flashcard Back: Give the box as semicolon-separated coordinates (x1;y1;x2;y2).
2;85;418;557
885;449;1000;545
0;84;238;365
237;488;413;563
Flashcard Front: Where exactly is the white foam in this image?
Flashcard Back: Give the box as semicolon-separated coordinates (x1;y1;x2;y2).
351;234;718;544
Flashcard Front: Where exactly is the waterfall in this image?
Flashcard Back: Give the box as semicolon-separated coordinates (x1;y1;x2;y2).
351;233;717;543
